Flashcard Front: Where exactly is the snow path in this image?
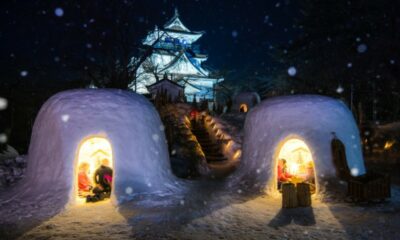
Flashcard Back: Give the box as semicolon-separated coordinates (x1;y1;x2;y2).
20;200;132;240
9;186;400;240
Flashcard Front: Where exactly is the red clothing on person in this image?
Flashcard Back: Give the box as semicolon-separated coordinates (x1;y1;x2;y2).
278;164;292;182
78;172;92;192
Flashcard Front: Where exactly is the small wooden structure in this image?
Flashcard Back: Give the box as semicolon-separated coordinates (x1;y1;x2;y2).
331;135;391;202
147;75;184;103
348;171;391;202
282;183;298;208
282;182;312;208
297;183;312;207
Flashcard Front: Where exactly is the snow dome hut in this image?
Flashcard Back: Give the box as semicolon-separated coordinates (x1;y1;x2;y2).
232;92;261;113
237;95;366;194
2;89;175;205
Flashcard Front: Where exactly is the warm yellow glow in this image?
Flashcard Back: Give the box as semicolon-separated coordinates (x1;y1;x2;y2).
384;140;395;150
184;116;190;124
239;104;248;113
224;140;233;152
277;138;313;177
75;137;113;203
234;150;242;159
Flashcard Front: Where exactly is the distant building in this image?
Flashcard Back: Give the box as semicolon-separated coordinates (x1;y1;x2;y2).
147;74;184;102
129;8;223;102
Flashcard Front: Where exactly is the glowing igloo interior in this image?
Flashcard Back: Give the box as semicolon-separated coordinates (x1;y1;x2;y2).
75;137;113;203
276;138;316;193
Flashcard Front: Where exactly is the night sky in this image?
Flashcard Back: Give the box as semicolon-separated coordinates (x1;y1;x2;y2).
0;0;300;86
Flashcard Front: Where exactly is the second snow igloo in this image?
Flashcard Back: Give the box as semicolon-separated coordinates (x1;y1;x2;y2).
21;89;175;205
238;95;366;194
232;92;261;113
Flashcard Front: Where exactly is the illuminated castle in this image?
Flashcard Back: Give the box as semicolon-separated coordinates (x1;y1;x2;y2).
129;9;223;101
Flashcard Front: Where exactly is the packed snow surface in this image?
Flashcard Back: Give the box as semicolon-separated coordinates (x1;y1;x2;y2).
0;89;177;206
2;185;400;239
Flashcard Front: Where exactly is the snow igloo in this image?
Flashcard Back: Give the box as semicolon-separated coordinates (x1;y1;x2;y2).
4;89;175;205
238;95;366;194
232;92;261;113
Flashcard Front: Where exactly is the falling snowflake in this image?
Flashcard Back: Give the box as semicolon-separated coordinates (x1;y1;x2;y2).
0;97;8;110
125;187;133;194
390;59;395;64
287;66;297;76
54;56;60;62
347;62;352;68
231;30;238;38
61;114;70;122
159;125;165;131
350;168;359;176
180;200;185;205
0;133;7;143
237;189;242;194
147;182;152;187
54;8;64;17
20;70;28;77
152;134;160;142
357;43;368;53
336;85;344;94
86;43;92;49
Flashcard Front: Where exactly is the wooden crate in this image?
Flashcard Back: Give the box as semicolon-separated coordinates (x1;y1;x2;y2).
297;182;312;207
282;183;298;208
348;171;391;202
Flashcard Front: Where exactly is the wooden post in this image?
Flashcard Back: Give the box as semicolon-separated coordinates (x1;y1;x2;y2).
297;182;312;207
282;183;298;208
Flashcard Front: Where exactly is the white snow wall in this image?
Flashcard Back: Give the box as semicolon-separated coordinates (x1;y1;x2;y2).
2;89;175;205
234;95;366;193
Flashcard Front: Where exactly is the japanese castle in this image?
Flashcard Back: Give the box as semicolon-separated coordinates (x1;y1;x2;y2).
128;9;223;101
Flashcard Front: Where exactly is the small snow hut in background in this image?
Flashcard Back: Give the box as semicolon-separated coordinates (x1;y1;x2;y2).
237;95;366;194
3;89;175;205
232;92;260;113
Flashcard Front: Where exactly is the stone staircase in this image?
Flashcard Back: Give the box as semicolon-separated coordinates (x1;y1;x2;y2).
191;121;227;163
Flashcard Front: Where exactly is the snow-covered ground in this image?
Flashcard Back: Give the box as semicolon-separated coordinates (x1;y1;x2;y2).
1;182;400;239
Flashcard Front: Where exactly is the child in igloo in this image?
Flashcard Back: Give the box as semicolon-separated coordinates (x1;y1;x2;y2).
78;158;113;203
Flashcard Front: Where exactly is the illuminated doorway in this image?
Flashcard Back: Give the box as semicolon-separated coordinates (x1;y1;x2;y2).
276;138;316;193
240;104;248;113
75;137;113;203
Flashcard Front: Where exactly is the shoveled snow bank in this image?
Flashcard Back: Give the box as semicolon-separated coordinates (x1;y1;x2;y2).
0;89;177;206
233;95;366;193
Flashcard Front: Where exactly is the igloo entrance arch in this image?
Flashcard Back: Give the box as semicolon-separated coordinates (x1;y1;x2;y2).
240;104;248;113
74;137;113;203
275;138;316;193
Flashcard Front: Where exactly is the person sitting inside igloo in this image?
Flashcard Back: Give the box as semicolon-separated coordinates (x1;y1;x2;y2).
87;158;113;202
277;159;292;189
78;162;93;197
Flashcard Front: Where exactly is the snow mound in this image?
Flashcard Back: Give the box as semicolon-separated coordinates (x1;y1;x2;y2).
233;95;366;193
0;89;176;205
232;92;260;112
